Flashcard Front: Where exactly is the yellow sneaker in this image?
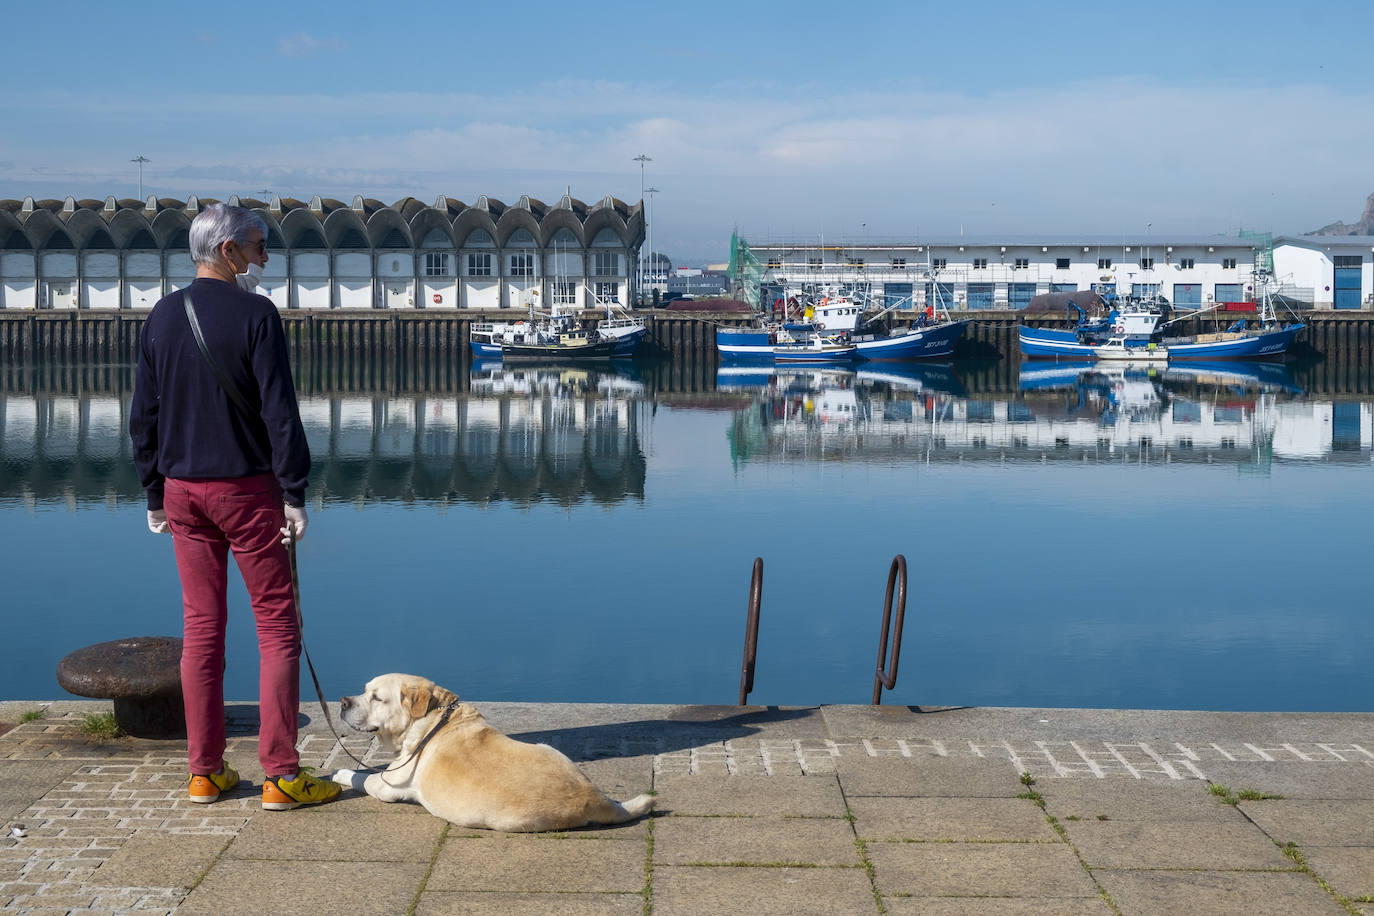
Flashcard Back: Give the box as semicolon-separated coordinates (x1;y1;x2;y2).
188;763;240;804
261;767;341;811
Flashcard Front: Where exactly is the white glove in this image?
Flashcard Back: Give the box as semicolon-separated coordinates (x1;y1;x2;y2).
147;509;169;534
281;504;308;547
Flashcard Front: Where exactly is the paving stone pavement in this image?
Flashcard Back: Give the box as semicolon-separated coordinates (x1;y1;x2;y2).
1;700;1372;914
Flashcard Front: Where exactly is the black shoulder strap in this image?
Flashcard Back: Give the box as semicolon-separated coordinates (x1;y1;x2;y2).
183;292;255;417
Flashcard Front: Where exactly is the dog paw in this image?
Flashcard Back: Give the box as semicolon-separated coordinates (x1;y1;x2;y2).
329;768;361;788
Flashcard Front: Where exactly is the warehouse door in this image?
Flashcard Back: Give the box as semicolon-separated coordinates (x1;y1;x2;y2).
83;281;120;309
925;281;954;309
884;282;913;310
1008;283;1036;310
294;280;329;309
2;280;36;309
1173;284;1202;308
45;282;77;309
336;280;372;309
465;280;499;310
124;280;161;309
384;282;412;309
1334;256;1362;309
1214;283;1242;304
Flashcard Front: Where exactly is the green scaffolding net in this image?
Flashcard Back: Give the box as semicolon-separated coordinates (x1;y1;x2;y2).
728;230;764;308
1239;229;1274;275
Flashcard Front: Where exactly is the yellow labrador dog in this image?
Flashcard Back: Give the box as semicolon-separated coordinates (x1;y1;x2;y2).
329;674;655;832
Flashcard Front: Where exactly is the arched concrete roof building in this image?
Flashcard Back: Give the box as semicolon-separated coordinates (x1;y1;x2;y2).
539;205;585;249
495;206;541;248
365;207;411;249
0;193;646;311
583;205;630;249
323;208;369;249
408;205;455;248
452;208;500;248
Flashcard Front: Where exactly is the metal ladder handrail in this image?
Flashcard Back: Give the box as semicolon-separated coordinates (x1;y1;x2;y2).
738;557;763;706
871;554;908;705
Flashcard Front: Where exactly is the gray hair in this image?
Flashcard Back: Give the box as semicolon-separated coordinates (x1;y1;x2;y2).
189;203;268;265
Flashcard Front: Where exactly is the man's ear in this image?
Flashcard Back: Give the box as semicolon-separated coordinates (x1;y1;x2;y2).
401;685;433;717
220;240;241;269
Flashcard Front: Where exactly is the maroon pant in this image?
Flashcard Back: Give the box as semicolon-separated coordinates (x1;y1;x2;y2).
164;475;300;776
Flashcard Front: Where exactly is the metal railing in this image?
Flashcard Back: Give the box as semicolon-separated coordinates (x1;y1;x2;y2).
871;555;908;705
738;558;763;705
735;553;909;706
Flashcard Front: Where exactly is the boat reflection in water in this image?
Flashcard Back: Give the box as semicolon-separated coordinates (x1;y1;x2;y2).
1015;360;1308;464
457;360;647;505
721;359;1361;469
722;362;967;464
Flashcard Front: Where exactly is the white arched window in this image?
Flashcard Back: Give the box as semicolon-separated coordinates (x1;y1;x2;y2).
462;228;496;276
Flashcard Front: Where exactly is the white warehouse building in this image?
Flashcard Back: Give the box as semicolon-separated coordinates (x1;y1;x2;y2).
0;193;644;312
742;234;1374;312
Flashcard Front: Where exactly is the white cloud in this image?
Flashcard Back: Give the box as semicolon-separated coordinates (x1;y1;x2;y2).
3;77;1371;259
275;33;347;59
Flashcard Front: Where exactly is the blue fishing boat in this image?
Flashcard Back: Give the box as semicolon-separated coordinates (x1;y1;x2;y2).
596;316;649;356
1019;279;1303;361
716;325;858;364
716;326;783;362
850;317;970;360
1019;294;1166;358
717;287;968;363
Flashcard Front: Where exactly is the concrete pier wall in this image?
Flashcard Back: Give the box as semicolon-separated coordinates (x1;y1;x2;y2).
1;308;1371;364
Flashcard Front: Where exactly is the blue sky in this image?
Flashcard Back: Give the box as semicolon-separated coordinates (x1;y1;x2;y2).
3;0;1372;262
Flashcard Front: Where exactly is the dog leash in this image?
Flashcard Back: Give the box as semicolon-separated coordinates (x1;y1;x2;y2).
287;531;456;779
375;701;462;786
286;530;372;770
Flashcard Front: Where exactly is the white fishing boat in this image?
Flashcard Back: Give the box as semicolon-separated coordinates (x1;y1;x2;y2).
772;333;857;364
1092;336;1169;362
470;287;646;359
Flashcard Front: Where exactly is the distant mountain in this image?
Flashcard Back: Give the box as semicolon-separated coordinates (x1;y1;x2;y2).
1310;192;1374;235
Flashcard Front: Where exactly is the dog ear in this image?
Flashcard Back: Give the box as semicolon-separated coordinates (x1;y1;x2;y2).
401;685;433;717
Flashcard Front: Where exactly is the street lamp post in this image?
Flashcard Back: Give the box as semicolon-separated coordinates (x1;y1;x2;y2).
131;156;150;199
633;153;651;303
645;187;659;296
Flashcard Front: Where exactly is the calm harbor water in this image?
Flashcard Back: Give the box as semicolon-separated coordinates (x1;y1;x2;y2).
3;355;1371;712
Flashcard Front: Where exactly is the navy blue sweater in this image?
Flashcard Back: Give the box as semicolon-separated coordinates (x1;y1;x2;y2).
130;278;310;510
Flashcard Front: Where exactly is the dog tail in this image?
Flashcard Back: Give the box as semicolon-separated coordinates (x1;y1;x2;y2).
595;792;655;824
619;793;655;820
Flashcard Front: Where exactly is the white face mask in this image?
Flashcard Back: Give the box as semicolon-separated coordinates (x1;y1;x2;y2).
235;261;264;291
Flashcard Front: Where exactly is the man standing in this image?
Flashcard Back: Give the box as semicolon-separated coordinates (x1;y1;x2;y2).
130;203;339;811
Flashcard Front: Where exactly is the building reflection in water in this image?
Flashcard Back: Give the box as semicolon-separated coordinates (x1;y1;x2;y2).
722;360;1371;470
0;361;648;508
3;356;1372;509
